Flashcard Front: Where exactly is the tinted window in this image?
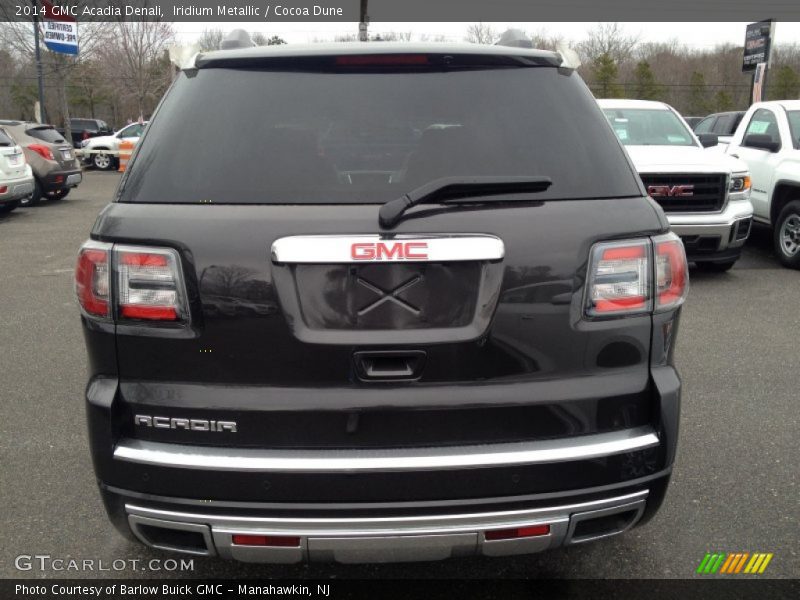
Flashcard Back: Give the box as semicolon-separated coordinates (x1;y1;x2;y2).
786;111;800;150
0;128;14;146
694;116;716;134
120;65;641;204
26;126;66;144
603;108;695;146
711;114;732;134
744;109;780;145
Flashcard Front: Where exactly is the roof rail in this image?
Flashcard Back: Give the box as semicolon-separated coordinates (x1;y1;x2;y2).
221;29;255;50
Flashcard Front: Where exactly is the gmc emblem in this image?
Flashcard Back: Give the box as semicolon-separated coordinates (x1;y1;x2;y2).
351;242;429;261
647;184;694;198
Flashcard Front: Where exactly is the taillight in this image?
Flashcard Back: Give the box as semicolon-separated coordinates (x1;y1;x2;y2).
654;233;688;311
75;241;188;323
116;245;187;321
28;144;54;161
75;241;111;318
586;239;651;316
586;234;687;318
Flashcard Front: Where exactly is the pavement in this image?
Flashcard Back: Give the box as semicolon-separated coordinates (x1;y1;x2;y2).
0;171;797;579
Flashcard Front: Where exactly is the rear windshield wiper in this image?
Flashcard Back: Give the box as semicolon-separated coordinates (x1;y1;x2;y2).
379;176;552;229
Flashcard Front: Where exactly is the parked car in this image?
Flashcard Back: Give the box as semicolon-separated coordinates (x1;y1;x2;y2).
599;99;753;271
0;120;82;206
81;121;147;170
693;111;746;150
0;126;35;214
723;100;800;268
77;37;687;564
682;116;703;129
57;118;113;148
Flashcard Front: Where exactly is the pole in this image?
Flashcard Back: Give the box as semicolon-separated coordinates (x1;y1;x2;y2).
32;0;46;122
359;0;368;41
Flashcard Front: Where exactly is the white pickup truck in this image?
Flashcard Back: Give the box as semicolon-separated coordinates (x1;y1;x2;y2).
599;99;754;271
722;101;800;268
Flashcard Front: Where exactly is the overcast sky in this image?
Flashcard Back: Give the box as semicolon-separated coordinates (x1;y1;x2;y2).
173;21;800;48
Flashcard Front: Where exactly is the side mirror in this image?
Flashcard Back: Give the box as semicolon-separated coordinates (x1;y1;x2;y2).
743;134;780;153
697;133;718;148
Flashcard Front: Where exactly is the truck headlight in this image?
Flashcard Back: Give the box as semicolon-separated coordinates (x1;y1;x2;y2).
730;174;751;194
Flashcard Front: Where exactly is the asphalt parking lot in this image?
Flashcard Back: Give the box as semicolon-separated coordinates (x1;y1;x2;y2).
0;171;797;579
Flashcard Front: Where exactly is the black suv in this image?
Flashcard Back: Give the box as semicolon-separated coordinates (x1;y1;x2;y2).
77;40;688;564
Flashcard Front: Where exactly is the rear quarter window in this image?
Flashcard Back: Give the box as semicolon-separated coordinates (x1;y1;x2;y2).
120;63;641;204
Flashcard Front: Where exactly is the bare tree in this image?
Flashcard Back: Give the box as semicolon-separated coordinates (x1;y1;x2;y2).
105;20;175;118
0;19;109;138
197;28;225;52
579;23;639;65
465;23;497;45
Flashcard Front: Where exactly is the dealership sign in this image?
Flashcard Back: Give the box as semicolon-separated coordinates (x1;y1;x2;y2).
42;1;78;56
742;20;774;72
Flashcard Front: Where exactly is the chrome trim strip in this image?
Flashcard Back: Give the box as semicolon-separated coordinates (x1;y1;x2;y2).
270;234;504;264
125;490;648;536
114;427;658;473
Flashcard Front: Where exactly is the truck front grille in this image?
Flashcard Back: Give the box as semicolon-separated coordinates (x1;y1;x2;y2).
640;173;726;213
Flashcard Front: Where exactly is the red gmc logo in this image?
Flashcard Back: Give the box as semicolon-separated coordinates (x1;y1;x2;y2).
647;184;694;198
351;242;429;260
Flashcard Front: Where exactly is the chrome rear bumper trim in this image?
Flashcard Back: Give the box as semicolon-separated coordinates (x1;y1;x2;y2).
114;426;659;473
125;490;648;563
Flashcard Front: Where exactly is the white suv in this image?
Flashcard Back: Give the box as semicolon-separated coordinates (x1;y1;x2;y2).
599;99;754;272
0;126;34;214
81;122;148;171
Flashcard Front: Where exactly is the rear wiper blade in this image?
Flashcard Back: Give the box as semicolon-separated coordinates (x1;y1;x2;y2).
379;176;552;229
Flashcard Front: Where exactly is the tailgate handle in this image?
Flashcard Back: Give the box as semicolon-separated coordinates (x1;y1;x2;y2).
353;351;426;382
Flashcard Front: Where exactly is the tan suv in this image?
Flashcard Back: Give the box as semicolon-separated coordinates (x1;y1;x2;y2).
0;121;82;207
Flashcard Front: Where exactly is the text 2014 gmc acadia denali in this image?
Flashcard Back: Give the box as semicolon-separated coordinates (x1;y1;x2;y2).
76;39;688;564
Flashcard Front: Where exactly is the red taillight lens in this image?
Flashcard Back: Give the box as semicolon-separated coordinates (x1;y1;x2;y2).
28;144;54;161
0;186;7;194
82;131;89;139
231;534;301;547
655;233;688;311
586;240;651;316
75;242;111;317
335;54;429;66
484;524;551;541
116;246;185;322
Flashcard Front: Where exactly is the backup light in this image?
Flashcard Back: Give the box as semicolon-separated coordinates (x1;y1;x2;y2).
586;233;687;318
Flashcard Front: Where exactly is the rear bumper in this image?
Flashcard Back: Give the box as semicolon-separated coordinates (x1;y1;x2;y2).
0;176;34;203
667;198;753;263
117;489;653;563
86;364;680;562
41;168;82;191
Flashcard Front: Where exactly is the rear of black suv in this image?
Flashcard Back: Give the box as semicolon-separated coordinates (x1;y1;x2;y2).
77;43;687;563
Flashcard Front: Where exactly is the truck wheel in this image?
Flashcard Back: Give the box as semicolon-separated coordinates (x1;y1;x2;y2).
774;200;800;269
93;151;113;171
696;260;736;272
19;179;42;207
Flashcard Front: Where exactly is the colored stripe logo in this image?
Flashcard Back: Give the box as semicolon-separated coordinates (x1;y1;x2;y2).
697;552;773;574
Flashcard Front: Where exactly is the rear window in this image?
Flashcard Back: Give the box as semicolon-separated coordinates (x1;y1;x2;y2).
120;63;641;204
0;129;14;146
26;126;66;144
787;111;800;150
